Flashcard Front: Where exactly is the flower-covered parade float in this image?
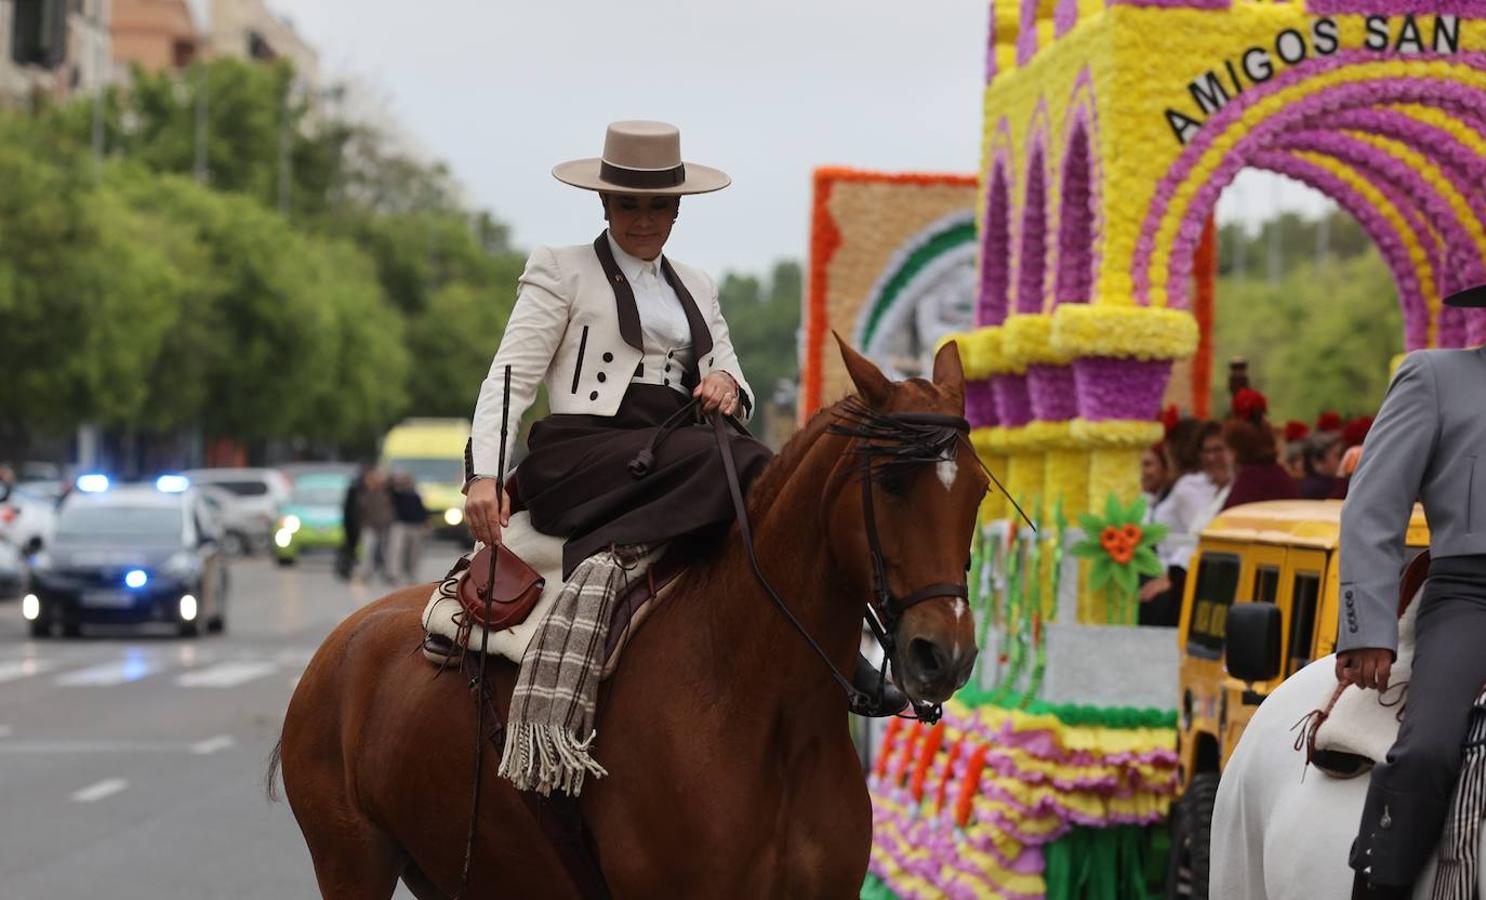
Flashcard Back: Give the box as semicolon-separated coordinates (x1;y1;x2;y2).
799;0;1486;896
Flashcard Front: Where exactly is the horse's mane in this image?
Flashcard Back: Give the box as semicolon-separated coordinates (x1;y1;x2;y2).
743;397;850;514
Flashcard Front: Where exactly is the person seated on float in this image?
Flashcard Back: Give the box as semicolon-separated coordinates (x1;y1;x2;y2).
462;120;908;716
1220;388;1299;510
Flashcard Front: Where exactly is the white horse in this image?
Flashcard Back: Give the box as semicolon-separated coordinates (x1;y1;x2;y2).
1210;653;1486;899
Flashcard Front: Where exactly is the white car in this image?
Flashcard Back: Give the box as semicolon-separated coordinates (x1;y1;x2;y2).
182;468;290;554
0;538;24;599
0;485;57;555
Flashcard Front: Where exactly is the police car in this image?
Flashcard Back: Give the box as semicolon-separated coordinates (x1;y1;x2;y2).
22;475;230;639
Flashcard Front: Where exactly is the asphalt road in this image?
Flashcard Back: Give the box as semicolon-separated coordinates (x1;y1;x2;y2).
0;546;457;899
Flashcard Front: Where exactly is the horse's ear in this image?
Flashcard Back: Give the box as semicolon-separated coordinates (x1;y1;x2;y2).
932;340;965;397
834;332;892;409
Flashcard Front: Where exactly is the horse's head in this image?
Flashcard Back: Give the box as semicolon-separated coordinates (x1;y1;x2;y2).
826;336;988;705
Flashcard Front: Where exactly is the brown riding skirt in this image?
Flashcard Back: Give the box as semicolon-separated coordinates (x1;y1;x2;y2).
514;384;773;579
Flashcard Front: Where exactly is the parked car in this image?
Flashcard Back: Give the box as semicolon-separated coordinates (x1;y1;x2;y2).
0;539;25;600
182;468;291;554
0;485;57;555
24;477;229;638
273;470;356;566
196;485;274;557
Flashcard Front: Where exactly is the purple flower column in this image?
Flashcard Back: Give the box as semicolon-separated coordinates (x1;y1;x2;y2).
1015;149;1048;315
1071;357;1173;421
1027;364;1077;421
965;378;999;428
992;373;1034;428
978;166;1013;327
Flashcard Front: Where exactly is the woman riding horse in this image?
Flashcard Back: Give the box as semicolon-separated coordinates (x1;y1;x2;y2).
462;121;904;793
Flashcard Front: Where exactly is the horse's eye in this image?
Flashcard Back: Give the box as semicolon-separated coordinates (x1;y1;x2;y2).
964;555;973;572
876;467;910;498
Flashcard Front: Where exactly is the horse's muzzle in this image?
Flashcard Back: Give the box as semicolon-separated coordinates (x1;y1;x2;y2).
898;634;976;703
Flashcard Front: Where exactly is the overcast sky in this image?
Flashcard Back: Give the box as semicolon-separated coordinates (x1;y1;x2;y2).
262;0;1330;277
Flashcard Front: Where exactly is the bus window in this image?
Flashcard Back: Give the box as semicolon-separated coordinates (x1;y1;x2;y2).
1287;572;1322;676
1254;566;1280;605
1187;553;1241;660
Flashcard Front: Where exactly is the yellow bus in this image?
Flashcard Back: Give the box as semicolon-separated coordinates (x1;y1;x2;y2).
380;418;471;539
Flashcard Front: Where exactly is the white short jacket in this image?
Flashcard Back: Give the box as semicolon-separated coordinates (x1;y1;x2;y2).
470;235;754;476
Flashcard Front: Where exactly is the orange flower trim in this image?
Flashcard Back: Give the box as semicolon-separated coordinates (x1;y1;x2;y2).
802;171;842;420
874;717;905;780
955;743;993;828
910;721;947;803
933;737;966;815
893;724;924;788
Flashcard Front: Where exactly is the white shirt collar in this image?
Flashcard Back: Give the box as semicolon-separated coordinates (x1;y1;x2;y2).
606;230;662;280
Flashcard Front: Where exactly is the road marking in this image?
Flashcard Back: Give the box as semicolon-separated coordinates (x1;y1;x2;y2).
0;659;59;684
56;656;164;687
0;740;185;754
70;778;129;803
189;735;235;755
176;661;277;688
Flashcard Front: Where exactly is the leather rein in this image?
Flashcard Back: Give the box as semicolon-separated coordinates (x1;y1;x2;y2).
709;400;988;724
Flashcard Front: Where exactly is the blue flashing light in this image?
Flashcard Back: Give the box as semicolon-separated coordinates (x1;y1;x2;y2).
124;569;148;590
76;474;110;494
155;474;190;493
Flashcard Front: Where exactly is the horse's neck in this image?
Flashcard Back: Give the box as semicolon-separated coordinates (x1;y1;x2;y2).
667;432;862;712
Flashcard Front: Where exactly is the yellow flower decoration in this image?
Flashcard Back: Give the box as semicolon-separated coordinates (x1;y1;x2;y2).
1051;305;1198;361
1069;418;1164;449
1001;313;1074;368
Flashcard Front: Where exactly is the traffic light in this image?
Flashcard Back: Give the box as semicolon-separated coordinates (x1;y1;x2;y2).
11;0;69;69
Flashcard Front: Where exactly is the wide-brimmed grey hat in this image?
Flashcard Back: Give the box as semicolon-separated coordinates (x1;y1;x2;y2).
1444;284;1486;308
552;120;730;196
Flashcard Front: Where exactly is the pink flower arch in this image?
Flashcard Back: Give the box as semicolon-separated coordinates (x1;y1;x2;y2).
1133;51;1486;348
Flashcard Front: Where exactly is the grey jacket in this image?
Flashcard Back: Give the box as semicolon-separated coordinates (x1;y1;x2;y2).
1339;347;1486;653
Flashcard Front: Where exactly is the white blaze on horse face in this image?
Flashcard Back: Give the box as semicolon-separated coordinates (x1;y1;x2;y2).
936;455;958;492
952;598;966;623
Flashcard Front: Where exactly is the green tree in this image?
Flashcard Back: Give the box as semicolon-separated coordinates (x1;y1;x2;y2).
1210;250;1403;420
719;260;803;408
403;262;524;418
0;122;191;431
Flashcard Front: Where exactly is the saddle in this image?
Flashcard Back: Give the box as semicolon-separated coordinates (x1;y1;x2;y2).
1304;551;1435;777
420;510;685;679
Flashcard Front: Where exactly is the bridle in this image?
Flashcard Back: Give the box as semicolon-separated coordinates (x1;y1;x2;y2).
711;399;1012;724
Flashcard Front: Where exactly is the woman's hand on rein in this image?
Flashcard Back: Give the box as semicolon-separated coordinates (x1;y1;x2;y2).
465;478;511;546
694;371;739;416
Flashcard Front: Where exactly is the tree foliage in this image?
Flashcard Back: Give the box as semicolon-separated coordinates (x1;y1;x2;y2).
1210;249;1403;420
718;260;803;408
0;59;523;462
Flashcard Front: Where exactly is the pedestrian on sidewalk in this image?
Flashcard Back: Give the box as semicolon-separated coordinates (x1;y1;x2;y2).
357;469;395;584
387;472;428;584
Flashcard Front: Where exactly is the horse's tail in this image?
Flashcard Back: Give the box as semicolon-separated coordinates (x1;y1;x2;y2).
265;738;284;803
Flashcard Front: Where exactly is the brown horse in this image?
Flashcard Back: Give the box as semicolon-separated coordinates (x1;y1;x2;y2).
272;340;988;899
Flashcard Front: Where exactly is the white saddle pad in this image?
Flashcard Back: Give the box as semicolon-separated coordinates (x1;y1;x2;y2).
420;511;659;668
1312;594;1421;766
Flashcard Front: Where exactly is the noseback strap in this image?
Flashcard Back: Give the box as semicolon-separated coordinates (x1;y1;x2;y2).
895;582;969;612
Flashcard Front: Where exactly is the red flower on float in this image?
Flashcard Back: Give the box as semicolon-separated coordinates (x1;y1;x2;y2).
1160;403;1180;435
1343;416;1373;449
1284;420;1310;443
1233;387;1268;422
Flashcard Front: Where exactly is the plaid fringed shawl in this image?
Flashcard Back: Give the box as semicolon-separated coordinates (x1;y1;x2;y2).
498;544;648;797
